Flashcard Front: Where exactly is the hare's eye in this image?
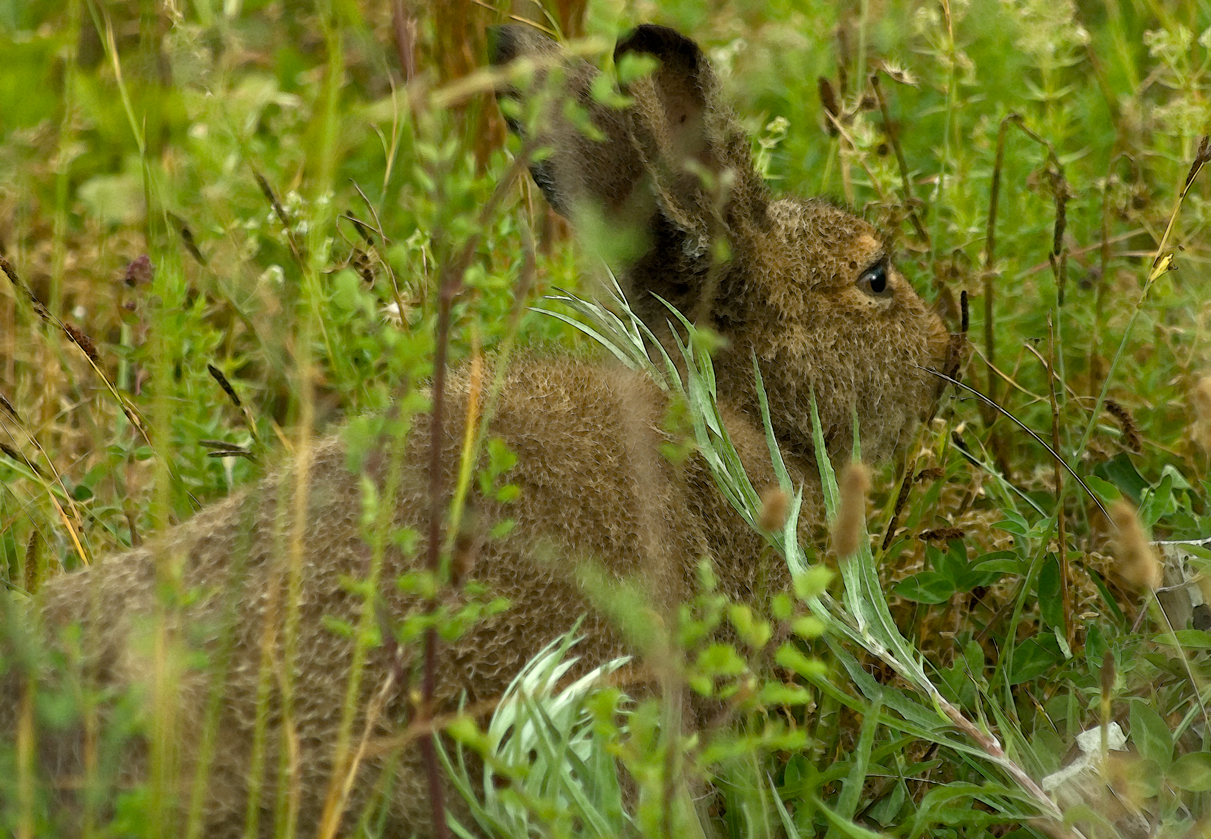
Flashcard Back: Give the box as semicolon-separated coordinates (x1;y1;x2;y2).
857;263;892;298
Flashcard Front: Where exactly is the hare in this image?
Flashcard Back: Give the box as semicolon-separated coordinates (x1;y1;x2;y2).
1;23;952;839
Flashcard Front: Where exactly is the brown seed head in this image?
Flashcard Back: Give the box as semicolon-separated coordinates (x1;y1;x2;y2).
758;485;790;532
1104;400;1142;454
64;322;98;363
832;462;871;557
918;527;965;543
1109;499;1162;591
914;467;945;483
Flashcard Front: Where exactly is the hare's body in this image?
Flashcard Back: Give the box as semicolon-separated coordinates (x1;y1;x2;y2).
4;24;952;838
30;359;792;834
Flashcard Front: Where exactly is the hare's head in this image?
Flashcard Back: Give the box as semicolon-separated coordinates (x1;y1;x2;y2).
492;24;952;464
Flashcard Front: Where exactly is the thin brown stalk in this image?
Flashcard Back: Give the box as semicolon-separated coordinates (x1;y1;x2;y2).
823;111;890;206
391;0;418;83
982;115;1012;427
881;455;919;552
1046;315;1072;650
447;216;539;544
316;668;398;839
1091;153;1123;397
254;171;306;267
420;143;537;839
1010;230;1141;279
208;363;263;452
870;72;930;247
1006;119;1070;307
1021;342;1086;405
1047;179;1069;307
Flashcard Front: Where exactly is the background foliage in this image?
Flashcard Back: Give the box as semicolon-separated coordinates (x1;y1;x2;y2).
2;0;1211;837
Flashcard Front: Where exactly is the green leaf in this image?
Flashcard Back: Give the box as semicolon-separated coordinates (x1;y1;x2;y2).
488;519;516;539
331;268;367;314
1168;752;1211;792
792;567;832;600
320;615;355;639
1130;700;1173;770
757;682;813;706
1083;475;1122;506
1008;635;1060;685
728;604;772;649
892;571;954;604
993;510;1030;537
694;643;746;677
1094;453;1148;504
812;795;886;839
791;616;826;639
615;51;659;85
775;644;828;680
1138;472;1175;529
1159;629;1211;649
486;437;518;475
968;552;1021;576
1037;554;1064;629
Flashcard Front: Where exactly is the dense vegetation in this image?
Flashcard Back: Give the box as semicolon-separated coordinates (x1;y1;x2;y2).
2;1;1210;837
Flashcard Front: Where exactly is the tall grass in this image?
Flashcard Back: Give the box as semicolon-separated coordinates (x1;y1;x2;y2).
2;1;1211;837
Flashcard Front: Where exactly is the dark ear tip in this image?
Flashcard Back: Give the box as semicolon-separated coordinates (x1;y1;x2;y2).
614;24;703;68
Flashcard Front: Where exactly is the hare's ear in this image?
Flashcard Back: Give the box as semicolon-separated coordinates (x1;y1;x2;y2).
490;23;767;304
490;25;647;225
614;25;768;250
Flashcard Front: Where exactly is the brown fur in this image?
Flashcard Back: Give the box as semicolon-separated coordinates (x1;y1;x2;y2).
2;25;952;837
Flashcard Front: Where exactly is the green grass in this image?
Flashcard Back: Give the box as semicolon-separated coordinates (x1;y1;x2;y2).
3;1;1211;837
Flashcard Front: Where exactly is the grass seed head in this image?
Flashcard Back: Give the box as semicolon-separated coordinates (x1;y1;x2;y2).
832;462;871;557
758;485;790;532
1105;400;1143;454
1109;499;1162;591
919;527;965;542
63;322;98;363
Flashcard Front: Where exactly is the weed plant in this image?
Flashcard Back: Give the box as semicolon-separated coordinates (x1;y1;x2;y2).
2;1;1211;838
